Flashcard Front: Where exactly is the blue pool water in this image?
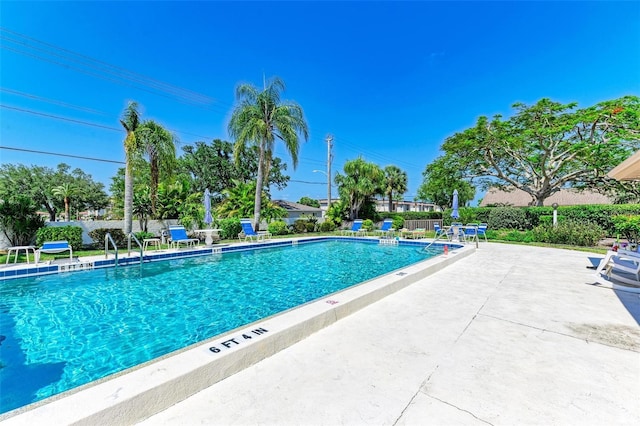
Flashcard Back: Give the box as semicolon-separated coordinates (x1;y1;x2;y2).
0;239;440;414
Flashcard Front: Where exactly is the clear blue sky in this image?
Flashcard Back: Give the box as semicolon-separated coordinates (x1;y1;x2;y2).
1;1;639;205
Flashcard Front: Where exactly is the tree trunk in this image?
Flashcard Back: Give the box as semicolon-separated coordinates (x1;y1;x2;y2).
64;197;70;221
124;159;133;235
253;145;266;230
388;191;393;213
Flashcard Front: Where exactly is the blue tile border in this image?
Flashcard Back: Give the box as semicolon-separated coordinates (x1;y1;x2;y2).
0;237;463;282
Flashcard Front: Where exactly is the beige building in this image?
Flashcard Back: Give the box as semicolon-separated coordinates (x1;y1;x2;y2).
479;188;612;207
316;198;440;215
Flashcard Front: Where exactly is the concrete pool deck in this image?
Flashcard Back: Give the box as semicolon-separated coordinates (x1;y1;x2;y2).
137;243;640;425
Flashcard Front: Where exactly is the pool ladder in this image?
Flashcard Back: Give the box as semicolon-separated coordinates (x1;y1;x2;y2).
105;233;119;266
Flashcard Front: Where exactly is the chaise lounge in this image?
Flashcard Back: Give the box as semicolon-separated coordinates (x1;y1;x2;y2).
35;240;73;264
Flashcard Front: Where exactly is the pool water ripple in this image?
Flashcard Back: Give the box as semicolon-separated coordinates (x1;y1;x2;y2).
0;240;439;414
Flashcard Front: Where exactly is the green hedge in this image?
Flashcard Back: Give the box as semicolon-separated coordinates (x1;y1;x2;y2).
88;228;128;248
36;226;83;250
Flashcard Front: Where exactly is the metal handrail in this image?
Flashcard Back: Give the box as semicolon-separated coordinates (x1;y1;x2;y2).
104;233;118;266
127;233;144;261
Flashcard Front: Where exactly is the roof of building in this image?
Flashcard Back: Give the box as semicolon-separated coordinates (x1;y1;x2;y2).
273;200;323;212
479;188;613;207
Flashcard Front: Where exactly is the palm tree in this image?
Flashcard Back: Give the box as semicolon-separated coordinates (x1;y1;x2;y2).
52;182;75;221
228;76;309;229
383;165;408;213
120;101;142;235
136;120;176;215
335;157;384;220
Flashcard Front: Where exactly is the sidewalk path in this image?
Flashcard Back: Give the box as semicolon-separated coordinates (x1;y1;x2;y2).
140;243;640;425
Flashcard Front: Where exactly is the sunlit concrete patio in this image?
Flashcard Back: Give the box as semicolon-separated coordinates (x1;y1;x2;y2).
138;243;639;425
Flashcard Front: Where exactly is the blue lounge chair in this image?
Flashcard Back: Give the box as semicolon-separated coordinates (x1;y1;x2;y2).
168;225;199;249
36;240;73;263
342;219;363;237
374;219;394;237
239;219;264;242
433;223;447;240
477;223;488;242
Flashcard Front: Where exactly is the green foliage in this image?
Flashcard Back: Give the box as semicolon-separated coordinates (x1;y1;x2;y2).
335;157;384;220
36;226;83;250
218;217;242;240
362;219;374;231
532;221;604;246
391;216;404;230
442;207;477;226
319;221;337;232
134;231;156;240
298;196;320;208
383;165;408;211
611;215;640;244
438;96;640;206
88;228;128;248
488;207;529;230
267;220;290;235
416;155;475;209
0;196;46;246
326;200;349;227
292;219;308;233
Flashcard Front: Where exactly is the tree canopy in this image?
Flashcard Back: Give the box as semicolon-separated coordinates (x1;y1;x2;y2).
438;95;640;206
335;157;384;220
416;156;475;209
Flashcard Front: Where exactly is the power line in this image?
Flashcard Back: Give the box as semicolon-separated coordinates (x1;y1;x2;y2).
0;87;108;115
0;145;125;164
1;104;121;131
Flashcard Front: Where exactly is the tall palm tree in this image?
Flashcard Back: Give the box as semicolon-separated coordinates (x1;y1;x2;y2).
383;165;408;213
228;76;309;229
136;120;176;215
120;101;141;235
52;182;75;221
335;157;384;220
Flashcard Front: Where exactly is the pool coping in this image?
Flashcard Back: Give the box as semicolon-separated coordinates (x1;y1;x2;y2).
0;237;474;425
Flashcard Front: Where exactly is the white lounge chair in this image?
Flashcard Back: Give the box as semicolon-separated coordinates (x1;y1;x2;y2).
593;249;640;286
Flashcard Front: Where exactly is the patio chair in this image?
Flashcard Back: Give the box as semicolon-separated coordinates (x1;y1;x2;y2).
239;219;264;242
342;219;363;237
463;225;479;244
168;225;199;249
374;219;394;237
433;223;447;240
594;249;640;287
477;223;488;242
35;240;73;263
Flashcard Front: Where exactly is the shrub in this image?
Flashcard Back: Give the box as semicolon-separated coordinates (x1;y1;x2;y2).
391;215;404;230
267;220;290;235
611;215;640;244
362;219;374;231
293;219;308;233
88;228;127;248
488;207;528;230
37;225;84;250
134;231;156;241
531;220;604;246
218;217;242;240
0;196;45;246
319;221;337;232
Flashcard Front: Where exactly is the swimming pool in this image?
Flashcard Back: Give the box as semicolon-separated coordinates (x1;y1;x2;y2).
0;239;442;414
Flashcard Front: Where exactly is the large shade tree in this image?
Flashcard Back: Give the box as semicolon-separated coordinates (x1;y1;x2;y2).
416;156;475;210
335;157;384;220
119;101;142;234
439;96;640;206
383;165;408;212
228;76;309;228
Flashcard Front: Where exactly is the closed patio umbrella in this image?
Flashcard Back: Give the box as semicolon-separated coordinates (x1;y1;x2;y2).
451;189;460;220
203;188;213;226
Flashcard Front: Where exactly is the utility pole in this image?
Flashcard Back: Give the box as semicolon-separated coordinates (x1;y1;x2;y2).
326;134;333;210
